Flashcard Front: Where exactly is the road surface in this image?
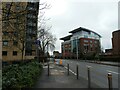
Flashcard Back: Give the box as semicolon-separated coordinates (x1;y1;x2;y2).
55;59;119;88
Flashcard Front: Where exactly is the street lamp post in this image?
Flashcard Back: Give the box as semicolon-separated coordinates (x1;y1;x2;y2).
47;44;50;62
76;37;79;60
36;39;40;62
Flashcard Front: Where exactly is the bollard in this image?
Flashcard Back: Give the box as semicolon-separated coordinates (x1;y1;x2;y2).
87;67;91;88
54;59;56;64
43;59;44;65
60;59;62;65
76;65;79;79
108;73;112;90
48;63;49;76
67;64;69;75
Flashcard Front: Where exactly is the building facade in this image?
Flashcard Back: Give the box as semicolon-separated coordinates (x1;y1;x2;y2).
2;2;39;61
112;30;120;55
60;27;101;59
0;3;2;62
60;35;72;59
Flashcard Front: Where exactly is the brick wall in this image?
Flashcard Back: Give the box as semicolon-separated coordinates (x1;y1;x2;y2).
112;30;120;55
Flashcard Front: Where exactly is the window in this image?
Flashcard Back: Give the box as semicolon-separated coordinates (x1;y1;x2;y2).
2;51;7;56
28;7;36;10
33;15;36;18
95;41;97;44
13;41;18;46
25;50;32;56
84;44;89;51
2;21;9;27
27;14;36;18
6;3;11;8
91;47;93;51
2;31;8;36
27;14;32;18
29;29;32;33
33;23;36;26
14;32;18;37
28;22;33;26
13;51;17;56
84;40;88;43
90;40;92;43
16;6;21;10
3;40;8;46
84;35;88;38
90;44;92;47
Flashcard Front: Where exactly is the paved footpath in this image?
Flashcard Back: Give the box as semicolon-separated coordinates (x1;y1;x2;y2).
33;62;100;88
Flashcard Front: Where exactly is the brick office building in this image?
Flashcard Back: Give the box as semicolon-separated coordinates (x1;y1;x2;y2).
60;27;101;59
60;35;72;59
112;30;120;55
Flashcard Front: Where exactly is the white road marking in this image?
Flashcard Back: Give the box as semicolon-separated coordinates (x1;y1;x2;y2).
64;66;77;75
107;70;119;75
86;65;92;68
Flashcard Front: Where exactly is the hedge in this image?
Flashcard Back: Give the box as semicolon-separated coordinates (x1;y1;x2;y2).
2;61;42;89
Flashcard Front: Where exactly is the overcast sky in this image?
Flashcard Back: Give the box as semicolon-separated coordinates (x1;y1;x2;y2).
39;0;119;53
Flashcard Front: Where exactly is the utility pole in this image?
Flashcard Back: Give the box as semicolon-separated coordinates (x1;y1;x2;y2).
76;37;78;60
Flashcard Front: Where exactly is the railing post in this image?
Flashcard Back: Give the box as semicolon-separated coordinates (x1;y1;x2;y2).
87;66;91;88
67;64;69;75
76;65;79;79
48;63;49;76
108;73;112;90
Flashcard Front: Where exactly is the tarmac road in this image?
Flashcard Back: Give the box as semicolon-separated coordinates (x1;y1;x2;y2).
55;59;119;88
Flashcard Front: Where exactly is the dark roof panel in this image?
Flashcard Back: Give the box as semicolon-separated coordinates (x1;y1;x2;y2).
60;35;72;41
69;27;101;37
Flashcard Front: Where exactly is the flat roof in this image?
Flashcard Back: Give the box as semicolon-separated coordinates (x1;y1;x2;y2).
60;35;72;41
69;27;101;37
113;30;120;34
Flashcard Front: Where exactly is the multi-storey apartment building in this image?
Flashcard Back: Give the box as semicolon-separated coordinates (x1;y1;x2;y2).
0;4;2;62
2;2;39;62
60;27;101;59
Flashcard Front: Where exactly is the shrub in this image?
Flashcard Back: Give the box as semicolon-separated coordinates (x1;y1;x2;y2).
2;61;42;89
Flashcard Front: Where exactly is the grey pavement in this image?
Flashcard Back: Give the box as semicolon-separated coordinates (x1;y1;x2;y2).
33;62;100;88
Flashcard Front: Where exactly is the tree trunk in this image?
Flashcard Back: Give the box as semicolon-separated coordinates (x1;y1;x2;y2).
22;50;24;61
22;41;24;61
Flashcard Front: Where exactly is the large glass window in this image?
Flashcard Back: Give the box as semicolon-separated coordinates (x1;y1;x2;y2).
84;35;88;38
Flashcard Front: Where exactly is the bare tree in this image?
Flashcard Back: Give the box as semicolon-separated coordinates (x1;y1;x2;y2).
37;27;56;61
2;1;52;61
36;1;56;61
2;2;28;60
